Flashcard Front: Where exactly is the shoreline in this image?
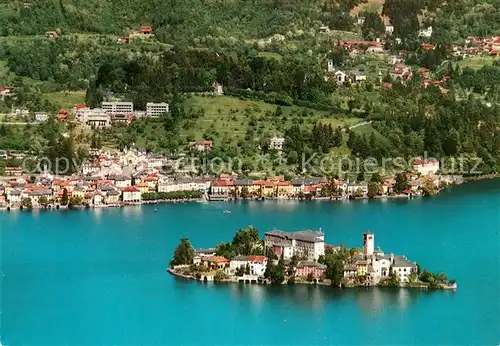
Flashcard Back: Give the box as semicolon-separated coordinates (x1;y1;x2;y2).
2;176;498;212
166;268;457;290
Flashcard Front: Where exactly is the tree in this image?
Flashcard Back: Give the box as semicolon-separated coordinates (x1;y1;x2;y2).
232;226;261;255
214;270;229;282
325;258;343;286
361;12;385;40
240;186;249;199
21;197;33;209
264;258;274;279
367;182;381;199
356;169;365;182
170;238;195;267
388;268;400;287
215;242;235;259
38;196;49;207
270;255;285;284
306;272;315;282
370;172;382;183
69;196;84;206
421;182;436;196
394;173;410;193
245;263;251;275
61;188;69;205
235;265;245;276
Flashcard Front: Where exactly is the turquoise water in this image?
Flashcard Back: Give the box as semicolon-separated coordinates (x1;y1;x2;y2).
1;179;499;345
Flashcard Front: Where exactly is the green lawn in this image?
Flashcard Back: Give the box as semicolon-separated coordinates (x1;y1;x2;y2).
182;95;360;142
455;56;499;69
44;91;86;109
256;52;283;61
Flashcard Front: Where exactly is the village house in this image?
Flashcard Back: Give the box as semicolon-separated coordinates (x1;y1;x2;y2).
334;70;348;84
35;112;47;123
419;26;433;38
234;179;254;196
4;167;24;176
71;186;86;200
189;140;213;152
45;31;57;38
355;260;368;276
6;189;22;205
276;181;293;198
413;159;440;176
211;180;235;195
295;261;327;279
82;162;101;176
264;230;325;261
109;175;132;188
343;264;357;277
200;256;230;271
269;137;285;151
349;71;367;83
229;256;268;276
28;189;53;206
391;256;418;282
104;189;121;204
122;186;141;203
347;181;368;195
0;86;15;96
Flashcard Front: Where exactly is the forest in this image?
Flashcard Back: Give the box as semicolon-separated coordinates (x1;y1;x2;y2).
1;0;499;42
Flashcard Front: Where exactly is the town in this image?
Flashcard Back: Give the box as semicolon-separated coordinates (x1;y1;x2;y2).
167;228;456;289
0;144;463;210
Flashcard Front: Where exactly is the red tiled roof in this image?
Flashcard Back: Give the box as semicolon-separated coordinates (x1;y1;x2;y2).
212;180;234;187
5;167;23;171
247;256;267;263
122;186;140;192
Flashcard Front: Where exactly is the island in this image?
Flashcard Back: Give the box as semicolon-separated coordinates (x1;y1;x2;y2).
167;227;457;290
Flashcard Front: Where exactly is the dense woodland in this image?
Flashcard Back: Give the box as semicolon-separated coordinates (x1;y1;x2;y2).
0;0;500;175
1;0;499;40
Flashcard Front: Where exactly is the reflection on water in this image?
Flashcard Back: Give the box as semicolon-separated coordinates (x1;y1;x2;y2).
180;280;439;315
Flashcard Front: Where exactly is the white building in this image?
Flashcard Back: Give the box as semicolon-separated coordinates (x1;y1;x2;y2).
327;60;335;73
385;25;394;35
419;26;433;38
6;189;22;205
81;108;110;128
391;256;418;282
349;71;367;83
122;186;141;203
363;231;374;257
347;182;368;195
269;137;285;151
35;112;48;123
264;230;325;261
229;256;268;276
334;70;348;84
102;101;134;114
82;162;101;175
413;159;440;176
213;82;223;96
146;102;169;117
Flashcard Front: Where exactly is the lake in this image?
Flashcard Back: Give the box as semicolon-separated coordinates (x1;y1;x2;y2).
1;179;499;345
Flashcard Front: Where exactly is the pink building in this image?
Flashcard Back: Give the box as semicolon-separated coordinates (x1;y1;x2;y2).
295;261;327;278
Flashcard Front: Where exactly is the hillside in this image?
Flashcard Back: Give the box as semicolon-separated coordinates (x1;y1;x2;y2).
0;0;370;40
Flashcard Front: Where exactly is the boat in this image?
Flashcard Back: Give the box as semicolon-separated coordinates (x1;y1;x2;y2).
223;210;231;214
